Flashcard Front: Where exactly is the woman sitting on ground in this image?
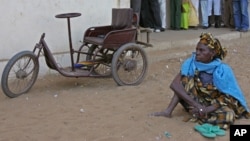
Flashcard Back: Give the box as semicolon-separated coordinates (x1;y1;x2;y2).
152;32;250;129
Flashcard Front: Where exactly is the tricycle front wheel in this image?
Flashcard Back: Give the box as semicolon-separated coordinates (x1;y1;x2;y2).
1;51;39;98
111;43;148;86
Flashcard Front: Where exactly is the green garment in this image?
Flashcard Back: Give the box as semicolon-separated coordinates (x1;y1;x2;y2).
181;3;190;29
170;0;182;29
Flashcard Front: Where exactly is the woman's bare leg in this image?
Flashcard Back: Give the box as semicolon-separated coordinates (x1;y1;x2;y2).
151;94;179;117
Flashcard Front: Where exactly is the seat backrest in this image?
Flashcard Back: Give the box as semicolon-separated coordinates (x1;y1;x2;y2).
111;8;133;30
132;12;139;28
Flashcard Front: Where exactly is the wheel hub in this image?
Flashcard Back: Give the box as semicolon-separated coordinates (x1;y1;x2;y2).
123;59;137;71
16;70;28;79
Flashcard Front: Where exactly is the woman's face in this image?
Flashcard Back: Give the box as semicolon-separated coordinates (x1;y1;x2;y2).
195;42;215;63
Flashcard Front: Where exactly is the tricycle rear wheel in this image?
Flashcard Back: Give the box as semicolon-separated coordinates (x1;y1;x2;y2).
86;45;114;77
111;43;148;86
1;51;39;98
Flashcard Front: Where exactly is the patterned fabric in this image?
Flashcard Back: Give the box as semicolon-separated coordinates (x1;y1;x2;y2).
181;53;249;112
188;0;199;26
181;71;250;129
199;32;227;60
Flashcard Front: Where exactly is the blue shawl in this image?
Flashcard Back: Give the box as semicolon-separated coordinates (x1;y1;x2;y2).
181;53;249;111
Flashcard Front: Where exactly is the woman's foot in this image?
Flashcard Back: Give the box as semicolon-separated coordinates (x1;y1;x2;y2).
150;111;172;117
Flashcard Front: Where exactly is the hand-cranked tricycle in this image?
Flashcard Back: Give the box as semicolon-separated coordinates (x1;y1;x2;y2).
1;8;149;98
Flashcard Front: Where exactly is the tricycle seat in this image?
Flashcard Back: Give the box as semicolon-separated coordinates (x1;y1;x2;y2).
83;8;137;50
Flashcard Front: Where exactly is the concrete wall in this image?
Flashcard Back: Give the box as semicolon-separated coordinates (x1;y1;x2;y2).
0;0;129;78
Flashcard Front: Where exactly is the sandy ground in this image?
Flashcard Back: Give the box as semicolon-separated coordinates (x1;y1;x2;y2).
0;37;250;141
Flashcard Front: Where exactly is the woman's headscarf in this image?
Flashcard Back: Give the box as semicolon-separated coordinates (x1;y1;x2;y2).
199;32;227;60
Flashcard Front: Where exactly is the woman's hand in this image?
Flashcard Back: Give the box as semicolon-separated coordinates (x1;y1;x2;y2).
191;106;207;118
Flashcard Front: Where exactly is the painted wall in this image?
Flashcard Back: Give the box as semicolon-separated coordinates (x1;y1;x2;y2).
0;0;129;78
0;0;250;79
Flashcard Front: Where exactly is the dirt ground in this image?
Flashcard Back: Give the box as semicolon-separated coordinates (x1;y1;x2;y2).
0;37;250;141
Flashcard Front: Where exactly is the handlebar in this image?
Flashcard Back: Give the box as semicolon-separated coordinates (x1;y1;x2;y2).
55;13;81;18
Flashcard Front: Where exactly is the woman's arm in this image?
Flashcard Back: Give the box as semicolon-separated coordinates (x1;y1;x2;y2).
170;73;220;118
170;73;203;109
195;104;219;118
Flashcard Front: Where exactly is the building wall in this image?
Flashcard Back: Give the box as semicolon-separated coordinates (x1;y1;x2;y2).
0;0;250;79
0;0;129;78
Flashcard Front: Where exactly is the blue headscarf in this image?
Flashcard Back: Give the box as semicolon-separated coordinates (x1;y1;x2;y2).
181;53;249;112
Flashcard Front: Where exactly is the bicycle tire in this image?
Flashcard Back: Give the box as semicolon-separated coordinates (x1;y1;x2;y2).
1;51;39;98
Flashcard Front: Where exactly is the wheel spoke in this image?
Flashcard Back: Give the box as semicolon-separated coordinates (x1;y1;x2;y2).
86;45;113;76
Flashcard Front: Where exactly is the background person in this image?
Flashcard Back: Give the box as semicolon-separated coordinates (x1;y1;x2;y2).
130;0;141;14
188;0;199;29
232;0;249;32
208;0;222;28
222;0;234;28
140;0;162;32
170;0;182;30
158;0;167;31
200;0;209;29
181;0;190;30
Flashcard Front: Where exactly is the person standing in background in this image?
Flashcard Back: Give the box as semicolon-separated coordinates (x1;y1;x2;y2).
222;0;234;28
200;0;209;29
158;0;167;31
188;0;199;29
232;0;249;32
181;0;190;30
140;0;153;28
208;0;222;28
190;0;199;18
130;0;141;14
170;0;182;30
140;0;162;32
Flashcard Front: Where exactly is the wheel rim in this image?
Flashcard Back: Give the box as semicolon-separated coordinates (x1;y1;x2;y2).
7;55;37;95
115;48;146;84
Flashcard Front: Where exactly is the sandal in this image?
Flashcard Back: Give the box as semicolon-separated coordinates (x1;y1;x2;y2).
194;124;216;138
202;124;226;136
194;123;226;138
